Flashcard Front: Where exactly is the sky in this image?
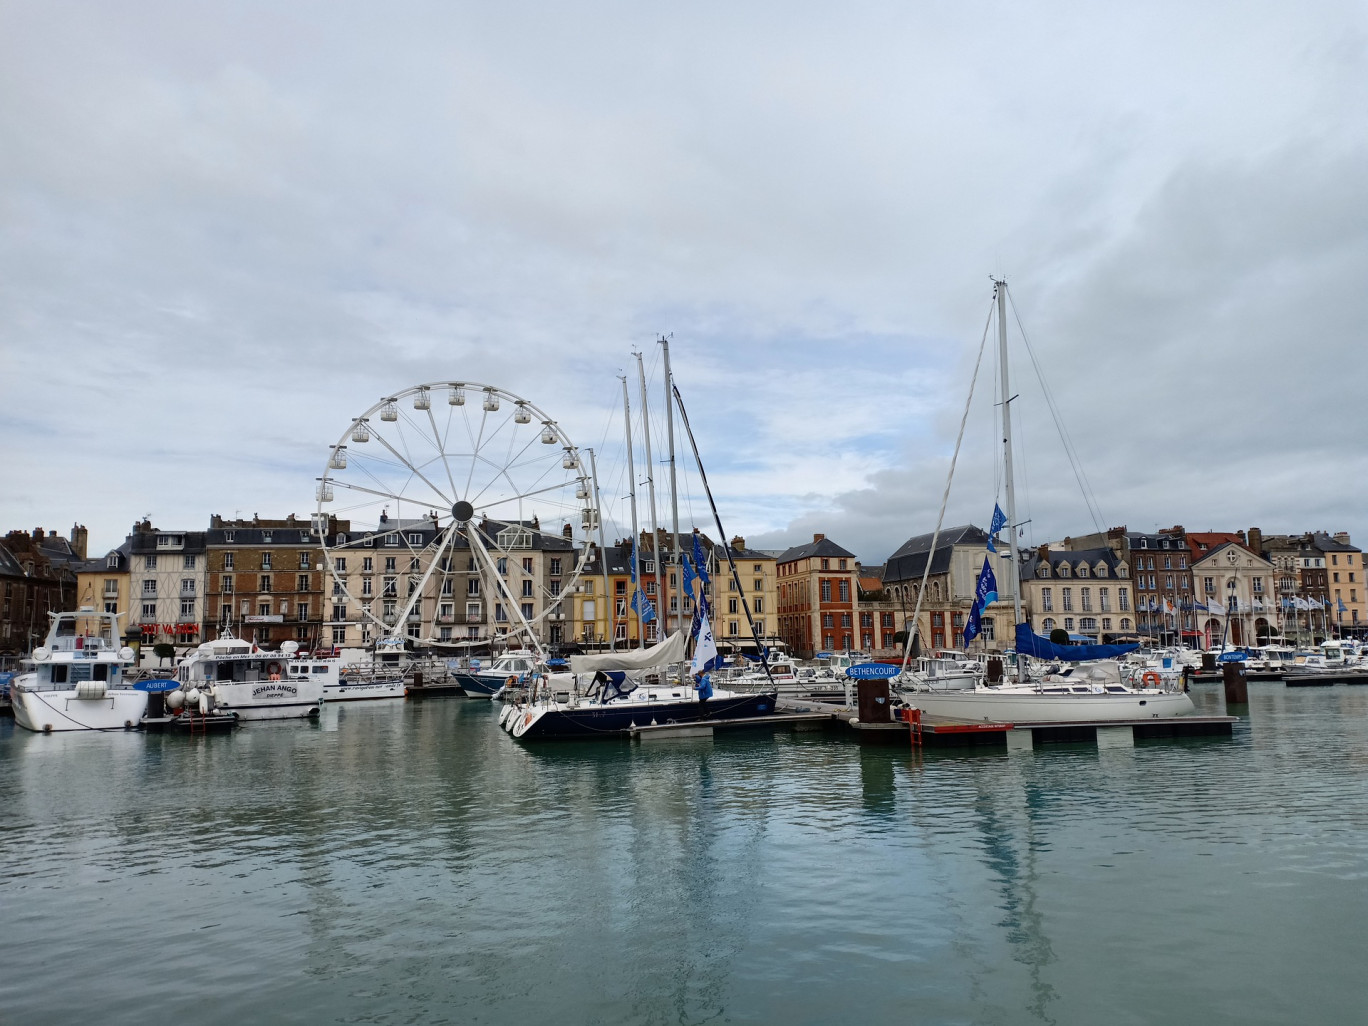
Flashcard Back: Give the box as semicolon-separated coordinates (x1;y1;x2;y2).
3;1;1367;568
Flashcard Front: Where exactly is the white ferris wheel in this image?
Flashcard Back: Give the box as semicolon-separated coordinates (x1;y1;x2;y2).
314;382;593;645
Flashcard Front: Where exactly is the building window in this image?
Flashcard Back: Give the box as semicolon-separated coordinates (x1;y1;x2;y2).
467;602;482;619
1119;590;1130;611
728;620;739;636
224;552;234;571
821;580;831;602
981;618;995;641
550;558;562;576
1100;588;1111;612
841;613;852;628
1080;617;1098;632
823;613;834;628
260;575;272;592
754;598;763;613
142;602;157;619
729;598;739;614
838;579;849;602
259;602;271;617
1041;587;1053;612
1064;617;1074;630
333;626;347;644
180;599;195;618
146;555;157;570
521;579;534;598
222;578;234;593
1062;587;1073;611
384;534;399;547
1081;587;1092;612
1042;617;1055;632
183;554;196;569
520;603;534;620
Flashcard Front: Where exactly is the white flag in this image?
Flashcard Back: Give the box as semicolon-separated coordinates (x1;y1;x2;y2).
691;608;719;675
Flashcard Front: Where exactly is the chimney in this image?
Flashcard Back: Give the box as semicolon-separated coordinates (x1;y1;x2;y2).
1335;532;1352;545
1038;544;1050;562
813;533;825;543
732;535;745;552
1237;529;1247;545
1247;527;1263;556
562;523;573;539
32;527;43;540
210;515;222;529
70;524;88;560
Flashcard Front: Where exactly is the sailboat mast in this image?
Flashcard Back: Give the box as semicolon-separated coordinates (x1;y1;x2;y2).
661;337;681;636
996;279;1025;650
635;352;664;643
587;448;614;652
621;376;645;646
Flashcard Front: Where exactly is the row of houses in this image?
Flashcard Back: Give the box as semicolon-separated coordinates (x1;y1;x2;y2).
3;515;1361;661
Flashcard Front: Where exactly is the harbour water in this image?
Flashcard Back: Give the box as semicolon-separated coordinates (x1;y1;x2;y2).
3;684;1367;1025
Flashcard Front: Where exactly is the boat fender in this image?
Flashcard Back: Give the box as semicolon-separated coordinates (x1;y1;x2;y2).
266;661;282;677
1141;671;1161;688
74;681;108;700
166;690;185;711
186;688;201;705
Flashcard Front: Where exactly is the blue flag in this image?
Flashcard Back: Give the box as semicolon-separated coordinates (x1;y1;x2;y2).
963;557;999;649
632;587;657;623
986;504;1008;552
681;551;698;602
1338;598;1348;613
692;532;710;586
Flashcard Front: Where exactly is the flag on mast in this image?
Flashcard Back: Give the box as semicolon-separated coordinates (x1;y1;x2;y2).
691;606;719;676
985;504;1008;553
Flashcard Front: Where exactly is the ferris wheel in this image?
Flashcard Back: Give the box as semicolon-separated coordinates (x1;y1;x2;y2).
315;382;593;645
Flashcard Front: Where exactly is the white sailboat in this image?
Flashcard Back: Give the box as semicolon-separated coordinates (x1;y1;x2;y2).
900;281;1194;723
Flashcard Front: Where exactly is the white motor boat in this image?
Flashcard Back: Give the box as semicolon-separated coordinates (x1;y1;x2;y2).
175;635;324;720
10;610;145;732
286;656;405;702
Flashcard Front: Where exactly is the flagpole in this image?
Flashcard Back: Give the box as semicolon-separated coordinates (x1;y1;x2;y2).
671;382;775;690
995;279;1025;681
621;376;645;647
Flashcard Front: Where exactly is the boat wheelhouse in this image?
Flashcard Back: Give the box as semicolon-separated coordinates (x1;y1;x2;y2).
11;610;145;732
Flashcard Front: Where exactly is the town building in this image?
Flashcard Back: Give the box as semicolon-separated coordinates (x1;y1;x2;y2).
126;521;209;651
880;525;1014;652
713;536;779;655
1020;545;1135;643
72;539;133;631
322;515;577;652
1126;528;1193;642
205;513;343;650
0;527;83;660
1190;540;1277;648
776;534;859;658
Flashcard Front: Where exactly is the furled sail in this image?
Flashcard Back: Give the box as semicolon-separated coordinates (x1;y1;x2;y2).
1014;623;1138;662
569;631;688;673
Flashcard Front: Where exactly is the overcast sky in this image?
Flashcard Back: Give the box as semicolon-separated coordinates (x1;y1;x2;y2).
3;1;1367;567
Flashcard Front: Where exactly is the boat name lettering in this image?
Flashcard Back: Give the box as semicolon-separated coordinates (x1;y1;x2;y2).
251;684;299;699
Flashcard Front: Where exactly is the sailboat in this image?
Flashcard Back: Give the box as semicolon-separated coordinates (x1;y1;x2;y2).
899;281;1195;723
499;349;779;740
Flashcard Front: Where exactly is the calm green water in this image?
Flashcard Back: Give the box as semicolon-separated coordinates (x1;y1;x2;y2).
3;684;1367;1025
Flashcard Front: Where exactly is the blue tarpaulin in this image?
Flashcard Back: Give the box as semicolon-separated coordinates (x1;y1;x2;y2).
1014;623;1139;662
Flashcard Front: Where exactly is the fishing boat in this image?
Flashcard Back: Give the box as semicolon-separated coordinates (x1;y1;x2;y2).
897;281;1194;723
10;610;146;732
173;634;324;720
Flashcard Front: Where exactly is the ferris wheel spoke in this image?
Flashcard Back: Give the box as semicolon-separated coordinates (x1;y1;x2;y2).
466;522;548;659
331;479;420;507
424;404;462;502
392;521;460;627
370;430;452;508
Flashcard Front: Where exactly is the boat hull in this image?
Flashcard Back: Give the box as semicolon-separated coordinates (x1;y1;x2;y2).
209;680;324;720
901;688;1195;723
451;672;507;697
507;691;778;740
11;681;148;732
323;678;406;701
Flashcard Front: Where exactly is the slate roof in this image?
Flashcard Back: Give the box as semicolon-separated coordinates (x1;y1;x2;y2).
0;542;25;578
71;539;133;575
1021;546;1124;581
883;525;990;583
776;537;857;564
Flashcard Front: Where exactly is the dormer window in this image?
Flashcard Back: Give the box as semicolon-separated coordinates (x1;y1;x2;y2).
106;554;119;569
1095;563;1108;578
497;527;532;549
1118;564;1130;578
1076;564;1088;578
1057;563;1070;577
1036;564;1050;578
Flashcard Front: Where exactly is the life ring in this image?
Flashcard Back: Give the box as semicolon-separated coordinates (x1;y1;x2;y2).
266;661;282;677
269;673;281;682
1141;671;1161;688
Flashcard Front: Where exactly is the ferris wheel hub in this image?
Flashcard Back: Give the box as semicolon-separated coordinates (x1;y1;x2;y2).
452;500;474;524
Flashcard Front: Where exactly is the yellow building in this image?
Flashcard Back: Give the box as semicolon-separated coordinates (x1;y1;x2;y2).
72;539;133;637
712;536;780;655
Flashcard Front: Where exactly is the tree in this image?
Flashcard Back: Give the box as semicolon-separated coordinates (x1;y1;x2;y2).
153;642;176;666
1049;628;1070;647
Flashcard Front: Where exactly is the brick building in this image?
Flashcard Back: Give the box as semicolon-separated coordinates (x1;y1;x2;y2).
776;533;859;658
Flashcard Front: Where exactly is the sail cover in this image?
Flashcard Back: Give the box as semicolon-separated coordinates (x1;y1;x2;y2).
570;631;688;673
1014;622;1139;661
